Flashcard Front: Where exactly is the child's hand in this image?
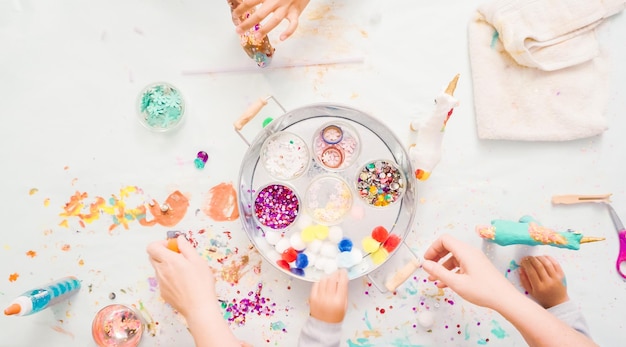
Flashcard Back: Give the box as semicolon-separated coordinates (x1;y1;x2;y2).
309;269;349;323
233;0;311;41
147;237;217;320
421;234;518;310
519;255;569;309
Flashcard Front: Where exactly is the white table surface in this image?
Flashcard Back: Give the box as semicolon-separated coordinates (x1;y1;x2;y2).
1;0;625;346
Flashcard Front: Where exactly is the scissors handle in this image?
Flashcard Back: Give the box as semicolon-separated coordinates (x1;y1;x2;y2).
617;229;626;279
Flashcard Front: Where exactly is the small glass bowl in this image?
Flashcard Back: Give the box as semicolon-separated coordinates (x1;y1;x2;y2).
92;304;144;347
304;174;353;225
254;182;300;230
355;159;406;208
260;131;310;180
137;82;185;132
312;121;360;171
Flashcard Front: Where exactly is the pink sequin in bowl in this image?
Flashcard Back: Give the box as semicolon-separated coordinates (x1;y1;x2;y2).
253;183;301;231
260;131;310;180
303;175;353;226
355;159;406;208
92;304;144;347
312;121;360;172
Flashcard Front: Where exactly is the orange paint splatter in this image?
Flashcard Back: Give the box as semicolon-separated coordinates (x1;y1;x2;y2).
8;273;19;282
61;244;71;251
29;188;38;195
78;259;85;266
51;325;75;339
59;220;69;228
71;178;78;186
139;190;189;227
202;182;239;222
44;198;51;207
26;250;37;258
43;229;53;236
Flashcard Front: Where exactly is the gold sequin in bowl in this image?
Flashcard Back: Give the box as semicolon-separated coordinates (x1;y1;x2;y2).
238;103;416;282
260;131;310;180
92;304;144;347
136;82;186;132
304;174;353;226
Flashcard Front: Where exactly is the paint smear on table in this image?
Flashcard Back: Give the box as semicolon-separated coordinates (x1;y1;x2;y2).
139;190;189;227
26;250;37;258
29;188;38;195
270;321;287;332
202;182;239;221
490;319;508;339
51;325;75;339
8;273;19;282
505;260;520;278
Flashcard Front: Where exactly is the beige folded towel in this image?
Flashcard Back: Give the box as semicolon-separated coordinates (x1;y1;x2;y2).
469;0;625;141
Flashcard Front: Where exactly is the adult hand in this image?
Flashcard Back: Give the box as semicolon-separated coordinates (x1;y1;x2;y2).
309;269;349;323
421;233;517;309
233;0;311;41
147;237;216;319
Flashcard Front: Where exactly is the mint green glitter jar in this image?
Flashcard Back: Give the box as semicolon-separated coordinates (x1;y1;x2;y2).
137;82;185;132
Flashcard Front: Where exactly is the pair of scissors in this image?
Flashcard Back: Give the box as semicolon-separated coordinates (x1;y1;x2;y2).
607;204;626;279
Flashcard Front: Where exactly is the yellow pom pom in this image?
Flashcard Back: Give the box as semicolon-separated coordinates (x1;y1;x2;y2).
371;248;389;265
301;226;316;243
362;236;381;253
314;225;329;240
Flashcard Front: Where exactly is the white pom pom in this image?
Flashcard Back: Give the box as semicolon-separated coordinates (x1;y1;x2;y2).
264;231;282;245
417;311;435;328
275;238;291;253
327;226;343;243
320;242;339;258
290;232;307;251
308;239;323;254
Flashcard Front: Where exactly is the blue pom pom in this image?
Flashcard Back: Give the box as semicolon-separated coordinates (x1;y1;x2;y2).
338;238;353;252
290;267;305;276
295;253;309;269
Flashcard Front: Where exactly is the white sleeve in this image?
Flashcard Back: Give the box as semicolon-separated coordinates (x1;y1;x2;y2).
547;300;592;338
297;316;342;347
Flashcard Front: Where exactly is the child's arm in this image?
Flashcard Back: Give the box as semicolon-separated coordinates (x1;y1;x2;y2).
422;234;598;347
147;238;244;347
298;270;348;347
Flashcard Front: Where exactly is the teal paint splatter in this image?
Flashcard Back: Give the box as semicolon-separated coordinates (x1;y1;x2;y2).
270;321;287;331
464;323;470;340
364;311;373;330
490;320;508;339
505;260;520;278
405;281;418;295
490;30;499;48
477;338;488;345
347;338;375;347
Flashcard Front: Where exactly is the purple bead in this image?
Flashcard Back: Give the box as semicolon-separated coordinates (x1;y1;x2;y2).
338;238;353;252
197;151;209;163
295;253;309;269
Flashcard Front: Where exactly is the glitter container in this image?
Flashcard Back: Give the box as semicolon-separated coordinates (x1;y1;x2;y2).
313;121;360;171
304;175;353;225
254;183;300;230
261;131;310;180
92;304;144;347
356;159;406;208
137;82;185;132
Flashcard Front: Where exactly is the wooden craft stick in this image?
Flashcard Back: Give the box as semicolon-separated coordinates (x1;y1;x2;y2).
385;258;421;292
551;194;612;205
